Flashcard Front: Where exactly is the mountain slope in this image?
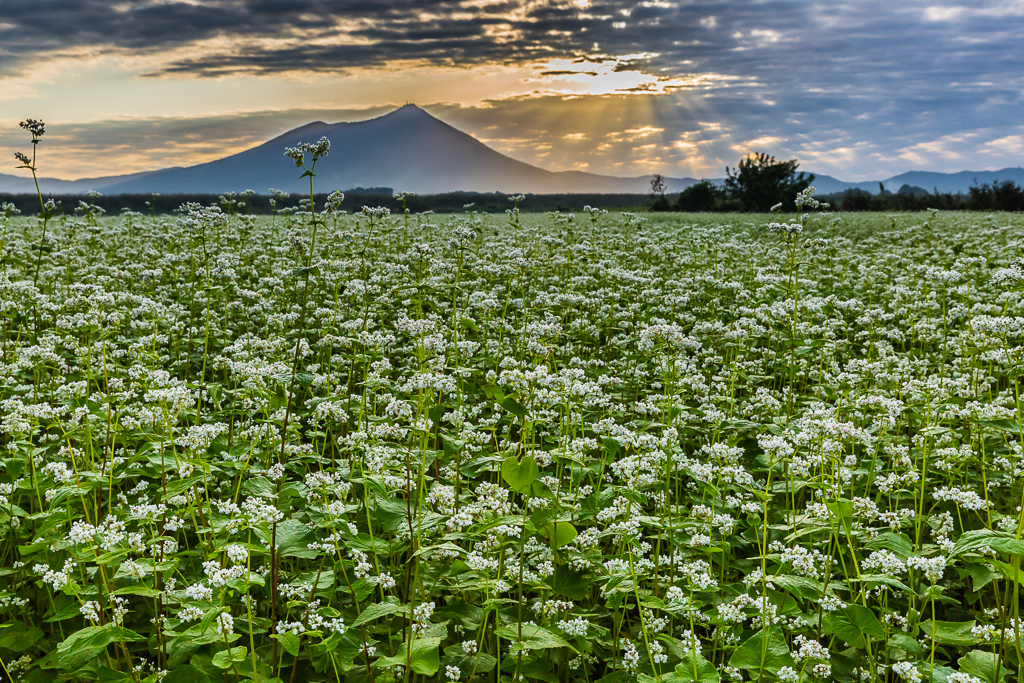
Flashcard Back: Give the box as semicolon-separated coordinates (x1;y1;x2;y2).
1;106;1021;195
880;168;1024;194
97;105;694;195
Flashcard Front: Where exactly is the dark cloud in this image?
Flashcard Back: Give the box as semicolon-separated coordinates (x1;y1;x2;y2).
1;1;1021;179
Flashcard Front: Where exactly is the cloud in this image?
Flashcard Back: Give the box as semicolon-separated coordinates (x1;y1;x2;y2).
0;1;1021;180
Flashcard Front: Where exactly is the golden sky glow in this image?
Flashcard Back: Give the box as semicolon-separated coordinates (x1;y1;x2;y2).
1;0;1022;183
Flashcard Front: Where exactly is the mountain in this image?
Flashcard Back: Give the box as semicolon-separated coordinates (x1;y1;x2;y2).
0;170;172;194
0;105;1021;195
879;168;1024;194
0;106;696;196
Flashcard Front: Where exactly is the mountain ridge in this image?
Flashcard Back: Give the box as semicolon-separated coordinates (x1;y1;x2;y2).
1;105;1021;196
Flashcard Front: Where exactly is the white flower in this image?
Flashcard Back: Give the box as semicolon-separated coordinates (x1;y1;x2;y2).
179;606;205;621
225;545;248;564
185;584;214;601
80;601;101;623
215;612;234;636
778;666;799;683
893;661;922;683
557;616;590;637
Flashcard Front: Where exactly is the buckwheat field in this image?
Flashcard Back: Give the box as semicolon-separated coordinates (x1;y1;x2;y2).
3;143;1024;683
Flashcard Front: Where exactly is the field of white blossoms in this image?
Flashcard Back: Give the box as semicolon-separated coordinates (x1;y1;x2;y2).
3;144;1024;683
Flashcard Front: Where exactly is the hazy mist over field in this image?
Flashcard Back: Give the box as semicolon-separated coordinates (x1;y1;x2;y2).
1;1;1022;184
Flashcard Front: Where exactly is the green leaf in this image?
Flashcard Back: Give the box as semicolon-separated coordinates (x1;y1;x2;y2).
959;650;1012;683
976;419;1023;434
950;530;1024;558
273;633;301;656
920;620;978;647
482;385;505;401
444;644;497;673
844;603;885;639
212;646;248;669
989;559;1024;588
377;637;441;675
96;667;133;683
498;397;527;419
0;622;42;652
728;627;793;675
668;656;721;683
242;476;277;499
546;521;578;549
494;623;575;653
963;563;999;592
769;575;823;600
273;518;317;559
501;455;538;494
56;624;146;670
888;634;924;655
550;565;589;600
162;664;212;683
112;584;162;598
351;599;409;629
864;532;914;559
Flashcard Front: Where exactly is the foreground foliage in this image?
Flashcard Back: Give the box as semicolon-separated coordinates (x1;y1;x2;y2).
2;192;1024;683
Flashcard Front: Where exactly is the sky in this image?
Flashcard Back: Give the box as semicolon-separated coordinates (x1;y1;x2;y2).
1;0;1022;182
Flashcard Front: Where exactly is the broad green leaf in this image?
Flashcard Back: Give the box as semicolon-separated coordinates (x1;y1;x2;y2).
550;565;589;600
444;644;498;673
0;623;43;652
494;623;575;652
889;633;925;655
976;419;1023;434
920;620;978;647
668;656;721;683
162;663;212;683
96;667;133;683
770;575;823;600
56;625;145;670
212;646;248;669
845;603;885;639
501;455;538;493
242;476;277;499
729;627;793;675
498;397;527;419
963;563;999;592
989;559;1024;588
546;521;578;549
377;637;442;675
864;532;914;559
112;584;162;598
274;518;318;559
950;530;1024;558
351;599;409;629
959;650;1012;683
273;632;301;656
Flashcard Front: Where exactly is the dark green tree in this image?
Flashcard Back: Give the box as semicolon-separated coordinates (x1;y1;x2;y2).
676;180;723;212
724;152;814;212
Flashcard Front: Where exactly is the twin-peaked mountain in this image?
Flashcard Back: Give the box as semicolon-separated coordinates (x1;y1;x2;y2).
0;105;694;195
1;105;1021;195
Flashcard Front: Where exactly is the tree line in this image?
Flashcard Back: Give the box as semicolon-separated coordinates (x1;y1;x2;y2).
4;154;1022;217
0;189;655;217
650;153;1024;212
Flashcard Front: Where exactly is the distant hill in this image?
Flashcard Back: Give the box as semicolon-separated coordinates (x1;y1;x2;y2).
879;168;1024;194
0;106;696;196
0;105;1020;196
